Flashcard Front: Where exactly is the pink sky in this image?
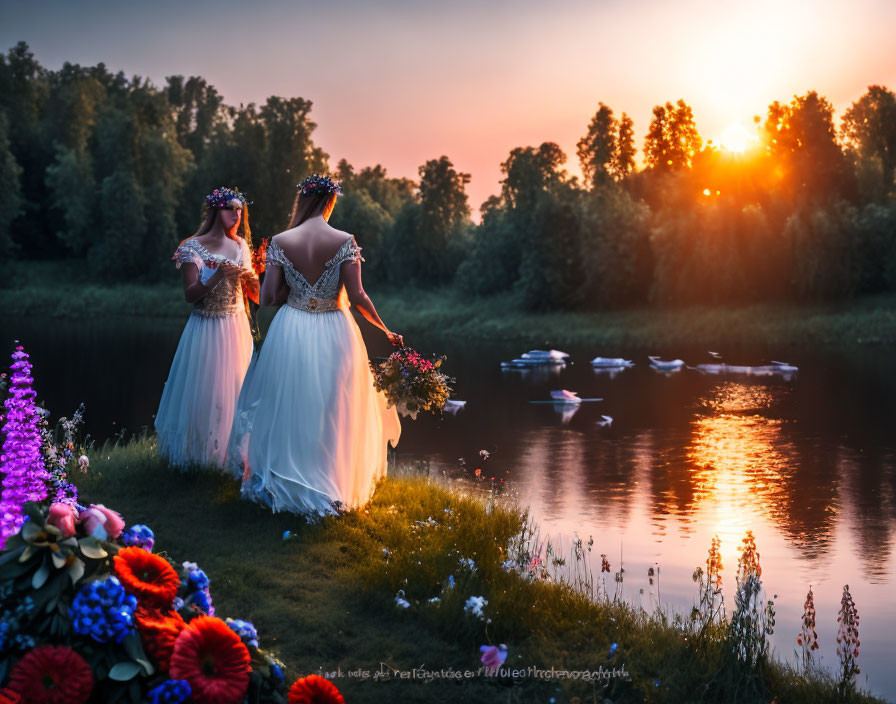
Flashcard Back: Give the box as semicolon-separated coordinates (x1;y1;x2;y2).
3;0;895;215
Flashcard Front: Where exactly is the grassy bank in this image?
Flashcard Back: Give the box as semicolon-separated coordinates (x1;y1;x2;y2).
4;260;896;347
71;437;883;704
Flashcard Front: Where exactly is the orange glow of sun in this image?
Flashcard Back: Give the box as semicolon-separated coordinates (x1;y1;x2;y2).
718;122;758;153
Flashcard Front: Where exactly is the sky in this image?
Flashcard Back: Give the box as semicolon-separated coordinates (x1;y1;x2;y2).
2;0;895;214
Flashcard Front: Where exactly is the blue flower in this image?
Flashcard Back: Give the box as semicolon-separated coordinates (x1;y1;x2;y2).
68;576;137;644
226;618;259;648
188;569;210;590
121;524;155;551
269;662;284;683
190;590;211;613
148;679;192;704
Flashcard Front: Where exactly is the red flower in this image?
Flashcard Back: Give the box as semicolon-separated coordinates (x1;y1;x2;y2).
0;690;21;704
169;616;251;704
6;645;93;704
251;238;269;275
288;675;345;704
114;547;181;609
135;606;186;671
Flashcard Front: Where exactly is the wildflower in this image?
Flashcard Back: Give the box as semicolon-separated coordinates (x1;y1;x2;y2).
78;455;89;471
6;645;93;704
287;674;345;704
148;679;192;704
225;618;259;649
47;502;78;538
394;590;410;608
836;584;860;691
479;450;490;460
282;530;292;540
446;575;455;589
78;504;125;540
135;607;186;671
601;554;610;573
479;644;508;673
458;557;476;571
169;616;251;704
428;597;440;603
0;346;51;547
608;642;618;656
69;576;138;644
501;560;516;572
797;585;819;671
121;523;155;551
114;547;181;609
464;596;488;619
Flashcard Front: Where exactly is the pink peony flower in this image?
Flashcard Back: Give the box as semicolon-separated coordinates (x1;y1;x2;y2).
479;644;508;673
47;503;78;537
79;504;125;540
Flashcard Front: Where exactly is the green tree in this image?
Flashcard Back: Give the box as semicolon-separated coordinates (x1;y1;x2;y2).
644;99;702;171
418;155;472;283
613;113;636;181
0;112;23;257
327;189;392;282
577;103;618;188
761;91;852;204
841;85;896;201
45;146;96;255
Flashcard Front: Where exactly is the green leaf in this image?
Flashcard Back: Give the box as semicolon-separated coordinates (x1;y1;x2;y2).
32;561;51;589
108;661;141;681
122;631;154;676
78;537;108;560
21;521;42;542
68;557;85;586
0;545;25;565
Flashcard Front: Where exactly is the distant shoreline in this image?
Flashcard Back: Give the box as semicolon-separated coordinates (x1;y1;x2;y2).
3;261;895;348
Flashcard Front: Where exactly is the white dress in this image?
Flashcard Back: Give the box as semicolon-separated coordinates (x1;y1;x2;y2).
226;236;400;517
155;237;254;468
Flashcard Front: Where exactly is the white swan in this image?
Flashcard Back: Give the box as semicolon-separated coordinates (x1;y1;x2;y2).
590;357;634;368
648;356;685;371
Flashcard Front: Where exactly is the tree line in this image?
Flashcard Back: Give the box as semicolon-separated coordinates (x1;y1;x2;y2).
1;41;895;308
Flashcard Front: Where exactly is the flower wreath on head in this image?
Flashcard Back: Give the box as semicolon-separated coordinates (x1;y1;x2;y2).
298;174;342;196
205;186;248;209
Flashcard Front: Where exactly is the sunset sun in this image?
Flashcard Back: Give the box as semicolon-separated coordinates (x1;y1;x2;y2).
717;121;758;153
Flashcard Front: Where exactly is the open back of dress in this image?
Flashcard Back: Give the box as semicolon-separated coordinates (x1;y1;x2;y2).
226;235;400;516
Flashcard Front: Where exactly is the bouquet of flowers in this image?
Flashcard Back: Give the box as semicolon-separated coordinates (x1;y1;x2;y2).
251;237;269;275
370;345;454;419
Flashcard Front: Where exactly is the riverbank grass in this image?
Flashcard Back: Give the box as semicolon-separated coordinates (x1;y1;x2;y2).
4;260;896;347
72;437;883;704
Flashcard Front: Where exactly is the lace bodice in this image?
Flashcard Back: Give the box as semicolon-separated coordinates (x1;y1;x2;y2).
265;237;364;312
173;238;248;317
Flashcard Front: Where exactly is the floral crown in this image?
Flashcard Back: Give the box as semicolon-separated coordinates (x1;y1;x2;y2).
298;174;342;197
205;187;247;209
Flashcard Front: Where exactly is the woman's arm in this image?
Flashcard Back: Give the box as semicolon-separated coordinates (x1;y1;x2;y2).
342;260;402;345
259;264;288;306
181;262;238;303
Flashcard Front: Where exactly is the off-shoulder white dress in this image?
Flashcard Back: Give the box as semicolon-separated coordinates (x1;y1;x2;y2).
155;237;254;468
227;236;400;517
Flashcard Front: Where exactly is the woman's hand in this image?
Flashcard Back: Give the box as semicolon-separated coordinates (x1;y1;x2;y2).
205;262;242;289
386;331;404;347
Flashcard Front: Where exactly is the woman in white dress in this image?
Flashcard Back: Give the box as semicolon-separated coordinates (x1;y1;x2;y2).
227;174;401;517
155;187;259;468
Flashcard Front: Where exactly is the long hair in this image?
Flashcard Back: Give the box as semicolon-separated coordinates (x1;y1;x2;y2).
286;192;337;229
176;201;258;314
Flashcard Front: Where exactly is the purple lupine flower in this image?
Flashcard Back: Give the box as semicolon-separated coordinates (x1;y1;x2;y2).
1;346;51;547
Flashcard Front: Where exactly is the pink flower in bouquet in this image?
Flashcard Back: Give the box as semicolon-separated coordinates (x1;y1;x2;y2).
79;504;125;539
47;502;78;537
479;644;508;673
